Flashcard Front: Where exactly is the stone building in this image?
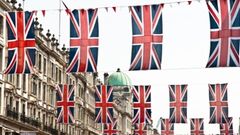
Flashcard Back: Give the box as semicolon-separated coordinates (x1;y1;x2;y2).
0;1;159;135
0;1;102;135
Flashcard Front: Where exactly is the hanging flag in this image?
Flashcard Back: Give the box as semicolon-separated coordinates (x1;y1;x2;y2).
67;9;99;72
112;7;116;12
41;10;46;17
103;119;118;135
95;85;114;123
5;11;36;74
209;83;229;123
132;85;152;124
169;84;188;123
188;1;192;5
206;0;240;67
220;117;234;134
161;118;174;135
56;84;75;124
190;118;204;135
129;4;163;71
134;123;147;135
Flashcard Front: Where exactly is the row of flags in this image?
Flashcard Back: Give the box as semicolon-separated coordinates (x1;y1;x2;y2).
56;83;235;134
159;118;233;135
3;0;240;74
103;118;234;135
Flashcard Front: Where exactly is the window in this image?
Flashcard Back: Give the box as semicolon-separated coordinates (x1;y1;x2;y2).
66;75;69;84
22;75;26;91
56;67;58;82
43;114;46;125
16;75;20;88
7;74;14;84
80;108;84;121
22;102;25;114
0;48;3;72
86;92;89;105
50;88;54;106
43;83;46;101
52;90;55;106
38;111;40;120
59;69;62;83
9;96;13;109
38;81;41;99
51;62;54;79
38;54;42;71
33;108;36;118
78;105;82;120
32;78;37;95
0;15;3;37
78;84;82;97
16;101;19;113
0;87;1;112
47;87;50;103
43;58;47;75
51;116;53;126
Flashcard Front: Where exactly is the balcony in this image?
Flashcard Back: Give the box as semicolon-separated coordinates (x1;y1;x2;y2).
20;114;41;128
60;132;66;135
6;107;43;129
6;108;19;121
43;124;58;135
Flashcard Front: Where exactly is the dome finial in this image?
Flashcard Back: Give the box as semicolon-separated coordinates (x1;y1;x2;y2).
117;68;120;72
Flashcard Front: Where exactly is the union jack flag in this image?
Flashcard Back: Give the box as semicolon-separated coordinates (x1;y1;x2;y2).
129;5;163;70
169;84;188;123
56;84;75;124
134;123;147;135
206;0;240;67
103;119;118;135
95;85;114;123
220;117;233;135
209;83;229;123
132;85;152;124
5;11;36;74
161;118;174;135
67;9;99;72
190;118;204;135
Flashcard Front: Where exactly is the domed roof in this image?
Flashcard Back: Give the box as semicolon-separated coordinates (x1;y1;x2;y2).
108;68;132;86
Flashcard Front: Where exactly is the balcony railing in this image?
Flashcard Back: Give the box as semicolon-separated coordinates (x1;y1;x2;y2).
6;108;19;120
43;125;58;135
6;108;62;134
20;114;41;128
60;132;66;135
6;108;41;128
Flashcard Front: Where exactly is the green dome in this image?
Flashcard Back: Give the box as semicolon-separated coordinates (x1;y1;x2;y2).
108;68;132;86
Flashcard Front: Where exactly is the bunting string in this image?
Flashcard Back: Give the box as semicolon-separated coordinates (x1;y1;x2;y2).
18;0;210;14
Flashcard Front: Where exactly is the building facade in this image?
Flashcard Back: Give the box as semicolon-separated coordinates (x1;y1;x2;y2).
0;1;102;135
0;1;158;135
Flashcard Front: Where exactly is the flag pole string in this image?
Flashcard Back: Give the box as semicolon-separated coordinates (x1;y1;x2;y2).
19;0;210;13
93;67;240;75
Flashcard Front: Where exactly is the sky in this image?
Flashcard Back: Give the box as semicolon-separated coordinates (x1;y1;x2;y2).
20;0;240;134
